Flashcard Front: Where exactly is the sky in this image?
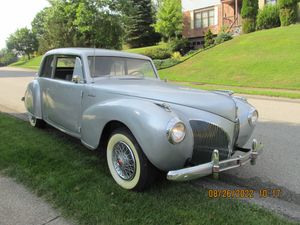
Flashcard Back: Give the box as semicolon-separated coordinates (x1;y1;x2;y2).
0;0;49;49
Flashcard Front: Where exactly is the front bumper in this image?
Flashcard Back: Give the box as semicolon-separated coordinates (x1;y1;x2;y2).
167;139;263;181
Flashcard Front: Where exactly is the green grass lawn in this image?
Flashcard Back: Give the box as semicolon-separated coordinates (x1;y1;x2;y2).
124;43;167;54
173;81;300;99
9;55;42;70
0;113;296;225
159;24;300;91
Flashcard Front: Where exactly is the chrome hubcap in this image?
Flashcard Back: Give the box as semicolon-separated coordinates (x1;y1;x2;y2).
112;141;136;180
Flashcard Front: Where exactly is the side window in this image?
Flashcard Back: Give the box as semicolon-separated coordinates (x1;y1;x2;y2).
53;56;84;82
40;55;54;78
54;56;76;81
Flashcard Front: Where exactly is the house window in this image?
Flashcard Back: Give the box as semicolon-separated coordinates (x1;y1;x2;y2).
265;0;276;5
194;9;215;29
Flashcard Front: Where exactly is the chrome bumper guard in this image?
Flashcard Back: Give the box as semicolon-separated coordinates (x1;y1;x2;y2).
167;139;263;181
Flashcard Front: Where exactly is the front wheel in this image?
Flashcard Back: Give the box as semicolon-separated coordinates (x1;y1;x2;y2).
28;114;45;128
106;128;156;191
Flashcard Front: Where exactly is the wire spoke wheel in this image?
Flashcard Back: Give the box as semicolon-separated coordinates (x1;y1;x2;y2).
112;141;136;180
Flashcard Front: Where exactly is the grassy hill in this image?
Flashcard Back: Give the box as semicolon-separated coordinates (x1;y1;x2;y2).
10;56;42;70
124;43;166;54
159;24;300;91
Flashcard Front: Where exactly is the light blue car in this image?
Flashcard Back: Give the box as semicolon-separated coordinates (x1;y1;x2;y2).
24;48;263;191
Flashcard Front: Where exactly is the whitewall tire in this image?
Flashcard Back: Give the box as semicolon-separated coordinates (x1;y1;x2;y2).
106;128;156;191
28;114;45;128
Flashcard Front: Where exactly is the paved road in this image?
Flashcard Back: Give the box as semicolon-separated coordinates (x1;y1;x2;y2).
226;95;300;196
0;66;37;77
0;67;299;221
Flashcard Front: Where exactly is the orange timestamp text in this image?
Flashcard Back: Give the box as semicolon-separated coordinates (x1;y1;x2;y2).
208;189;282;198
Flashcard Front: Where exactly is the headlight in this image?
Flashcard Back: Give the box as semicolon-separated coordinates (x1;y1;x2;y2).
166;118;186;144
248;109;258;126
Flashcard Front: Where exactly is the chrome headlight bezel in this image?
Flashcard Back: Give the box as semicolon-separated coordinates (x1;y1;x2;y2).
248;108;258;126
166;118;186;144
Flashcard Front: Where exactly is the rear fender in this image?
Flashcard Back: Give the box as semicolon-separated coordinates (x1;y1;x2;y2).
24;79;42;119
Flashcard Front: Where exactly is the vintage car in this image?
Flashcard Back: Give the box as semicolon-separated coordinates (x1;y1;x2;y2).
23;48;263;191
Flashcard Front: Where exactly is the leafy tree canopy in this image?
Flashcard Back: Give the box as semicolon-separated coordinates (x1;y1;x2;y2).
6;27;38;59
32;0;123;53
154;0;183;41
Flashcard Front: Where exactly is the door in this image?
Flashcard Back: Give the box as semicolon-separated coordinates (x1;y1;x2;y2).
44;55;85;134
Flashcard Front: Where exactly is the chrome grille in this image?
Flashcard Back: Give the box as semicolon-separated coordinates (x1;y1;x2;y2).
233;119;240;146
190;120;230;164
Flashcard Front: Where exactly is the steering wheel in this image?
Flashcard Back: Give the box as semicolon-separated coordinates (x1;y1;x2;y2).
129;70;144;76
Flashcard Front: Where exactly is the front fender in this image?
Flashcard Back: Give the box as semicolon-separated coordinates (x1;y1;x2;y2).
234;97;256;147
81;98;194;171
24;79;42;119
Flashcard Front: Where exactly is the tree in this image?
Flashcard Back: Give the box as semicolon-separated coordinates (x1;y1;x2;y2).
0;48;17;66
33;0;124;53
31;7;50;40
74;1;123;49
6;28;38;59
125;0;160;48
154;0;183;41
241;0;259;33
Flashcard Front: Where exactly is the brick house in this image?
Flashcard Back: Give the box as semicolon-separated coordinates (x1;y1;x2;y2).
182;0;278;48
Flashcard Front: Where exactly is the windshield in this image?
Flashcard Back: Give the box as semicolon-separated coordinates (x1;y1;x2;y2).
88;56;157;79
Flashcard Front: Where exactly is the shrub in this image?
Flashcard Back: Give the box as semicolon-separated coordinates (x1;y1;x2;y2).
279;6;298;25
242;18;256;33
241;0;259;18
204;29;214;48
153;58;180;70
278;0;298;8
278;0;298;25
185;49;200;56
256;5;280;30
214;32;233;45
241;0;259;33
143;47;172;59
168;38;191;55
171;51;182;60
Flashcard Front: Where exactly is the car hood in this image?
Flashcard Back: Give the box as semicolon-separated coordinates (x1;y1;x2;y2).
93;79;237;121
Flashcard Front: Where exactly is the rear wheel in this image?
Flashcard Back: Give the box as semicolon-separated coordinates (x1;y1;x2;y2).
106;128;156;191
28;114;45;128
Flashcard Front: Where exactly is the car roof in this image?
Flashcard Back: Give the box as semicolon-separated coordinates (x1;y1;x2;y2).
44;48;151;60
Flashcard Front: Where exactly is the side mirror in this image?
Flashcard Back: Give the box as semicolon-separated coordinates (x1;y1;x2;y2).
72;75;81;83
